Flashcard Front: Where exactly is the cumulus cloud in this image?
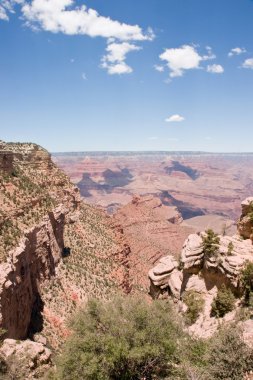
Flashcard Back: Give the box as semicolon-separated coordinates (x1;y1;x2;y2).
165;114;185;123
101;42;141;75
1;0;154;75
228;47;247;57
242;58;253;69
159;45;215;78
20;0;153;41
207;64;224;74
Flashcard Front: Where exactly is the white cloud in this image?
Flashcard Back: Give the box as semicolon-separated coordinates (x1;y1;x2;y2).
207;64;224;74
154;64;164;72
165;114;185;123
0;0;23;20
148;136;158;140
228;47;247;57
0;7;9;20
101;42;141;75
81;72;87;80
102;62;133;75
242;58;253;70
1;0;153;75
159;45;215;78
21;0;153;41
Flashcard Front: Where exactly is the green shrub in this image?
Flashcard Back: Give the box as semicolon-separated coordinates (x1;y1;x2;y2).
55;296;184;380
211;284;235;317
227;241;234;256
206;325;253;380
201;229;220;260
182;290;204;325
240;261;253;305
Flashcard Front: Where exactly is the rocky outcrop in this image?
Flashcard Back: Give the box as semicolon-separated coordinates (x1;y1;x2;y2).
0;141;51;171
0;338;51;379
0;206;66;339
148;256;182;299
237;197;253;239
149;197;253;338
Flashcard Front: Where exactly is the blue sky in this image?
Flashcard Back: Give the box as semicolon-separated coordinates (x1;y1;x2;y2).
0;0;253;152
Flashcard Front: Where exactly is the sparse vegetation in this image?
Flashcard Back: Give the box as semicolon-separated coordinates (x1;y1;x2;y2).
182;290;204;325
227;241;234;256
201;229;220;261
206;325;253;380
211;284;236;317
240;261;253;305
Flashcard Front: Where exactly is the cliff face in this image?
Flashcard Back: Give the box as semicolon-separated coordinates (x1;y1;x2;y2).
0;141;126;350
0;207;65;339
0;142;80;340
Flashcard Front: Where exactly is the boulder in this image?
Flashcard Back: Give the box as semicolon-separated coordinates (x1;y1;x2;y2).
181;234;203;270
237;197;253;239
0;339;51;379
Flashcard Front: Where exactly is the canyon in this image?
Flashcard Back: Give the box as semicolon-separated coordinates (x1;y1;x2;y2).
53;151;253;220
1;142;253;378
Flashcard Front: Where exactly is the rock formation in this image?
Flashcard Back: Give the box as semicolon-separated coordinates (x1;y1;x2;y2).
238;197;253;239
149;197;253;338
0;338;51;379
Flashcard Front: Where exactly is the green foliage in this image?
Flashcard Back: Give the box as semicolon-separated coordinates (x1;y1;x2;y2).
211;284;235;318
240;261;253;305
206;325;253;380
201;229;220;260
52;296;253;380
227;241;234;256
55;296;184;380
182;290;204;325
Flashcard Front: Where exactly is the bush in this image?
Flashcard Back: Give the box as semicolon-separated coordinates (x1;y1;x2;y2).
227;241;234;256
240;261;253;305
201;229;220;261
182;290;204;325
211;284;235;317
55;296;184;380
206;325;253;380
